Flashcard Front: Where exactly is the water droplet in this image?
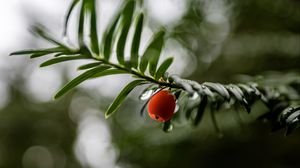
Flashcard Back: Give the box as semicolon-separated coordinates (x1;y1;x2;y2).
139;89;154;100
163;122;173;132
166;124;173;132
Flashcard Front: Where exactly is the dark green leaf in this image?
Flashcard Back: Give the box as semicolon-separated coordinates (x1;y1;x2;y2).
149;30;165;76
116;26;130;65
30;52;52;58
105;79;145;118
88;0;100;55
78;0;86;47
10;47;64;56
130;13;144;68
10;50;40;56
40;55;89;67
53;50;80;57
54;52;67;57
155;57;173;80
32;26;67;48
139;30;165;74
64;0;80;35
116;0;135;65
31;47;70;58
78;62;101;70
91;69;128;78
79;45;93;57
54;65;110;99
102;13;121;60
162;72;169;81
194;95;207;126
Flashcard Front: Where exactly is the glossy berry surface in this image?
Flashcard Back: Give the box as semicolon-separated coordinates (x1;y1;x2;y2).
148;90;176;122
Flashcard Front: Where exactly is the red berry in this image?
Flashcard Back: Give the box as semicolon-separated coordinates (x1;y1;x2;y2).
148;90;176;122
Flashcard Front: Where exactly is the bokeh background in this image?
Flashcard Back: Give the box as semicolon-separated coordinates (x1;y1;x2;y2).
0;0;300;167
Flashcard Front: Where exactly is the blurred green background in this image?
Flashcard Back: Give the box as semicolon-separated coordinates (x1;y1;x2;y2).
0;0;299;167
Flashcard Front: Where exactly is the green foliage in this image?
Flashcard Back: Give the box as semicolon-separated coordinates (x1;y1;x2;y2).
155;57;173;80
33;26;69;48
64;0;80;35
139;30;165;75
10;47;65;57
116;0;135;65
88;0;100;55
10;0;300;135
105;80;146;118
91;69;128;78
77;62;101;70
131;13;144;68
54;65;111;99
102;12;121;60
10;0;174;122
40;55;89;67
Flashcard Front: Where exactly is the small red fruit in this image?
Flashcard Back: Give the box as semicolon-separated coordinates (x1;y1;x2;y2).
148;90;176;122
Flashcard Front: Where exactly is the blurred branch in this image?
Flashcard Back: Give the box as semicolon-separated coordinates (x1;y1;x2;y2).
10;0;300;134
